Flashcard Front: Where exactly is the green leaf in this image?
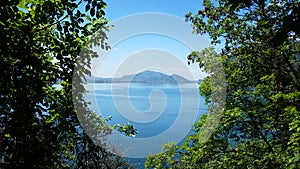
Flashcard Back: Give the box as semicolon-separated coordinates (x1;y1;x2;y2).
85;4;90;12
18;0;27;9
90;8;95;17
46;113;60;123
4;134;11;138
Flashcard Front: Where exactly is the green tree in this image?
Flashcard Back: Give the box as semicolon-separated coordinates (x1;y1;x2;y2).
0;0;135;168
146;0;300;168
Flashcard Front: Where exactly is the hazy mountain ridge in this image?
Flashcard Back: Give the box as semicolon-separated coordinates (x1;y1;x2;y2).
85;70;197;83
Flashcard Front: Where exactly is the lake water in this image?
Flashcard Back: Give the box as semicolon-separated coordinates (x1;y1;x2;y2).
84;82;207;168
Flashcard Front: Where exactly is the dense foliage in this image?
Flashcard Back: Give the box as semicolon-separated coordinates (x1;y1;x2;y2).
146;0;300;168
0;0;135;168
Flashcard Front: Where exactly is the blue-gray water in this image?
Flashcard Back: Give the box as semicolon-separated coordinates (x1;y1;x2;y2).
84;83;207;168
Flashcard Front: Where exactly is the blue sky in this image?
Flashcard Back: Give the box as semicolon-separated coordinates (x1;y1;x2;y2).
105;0;203;20
90;0;211;80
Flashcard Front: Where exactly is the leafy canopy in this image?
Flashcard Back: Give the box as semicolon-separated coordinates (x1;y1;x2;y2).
0;0;135;168
146;0;300;168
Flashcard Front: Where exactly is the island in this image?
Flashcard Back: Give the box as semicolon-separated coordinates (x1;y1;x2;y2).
85;70;198;83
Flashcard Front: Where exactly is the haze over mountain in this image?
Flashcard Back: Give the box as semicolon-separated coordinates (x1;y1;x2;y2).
85;70;197;83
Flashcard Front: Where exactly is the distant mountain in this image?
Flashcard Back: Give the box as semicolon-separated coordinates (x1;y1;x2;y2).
85;70;196;83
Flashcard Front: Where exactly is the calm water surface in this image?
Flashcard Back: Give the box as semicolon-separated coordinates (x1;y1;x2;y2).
84;83;207;168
